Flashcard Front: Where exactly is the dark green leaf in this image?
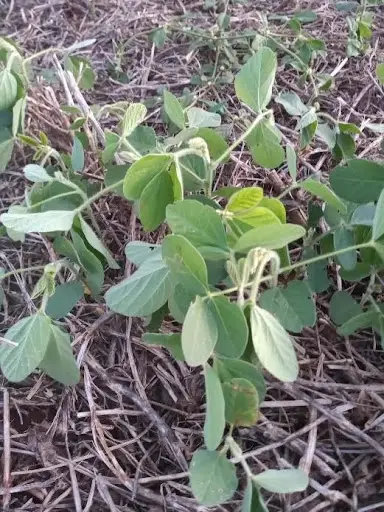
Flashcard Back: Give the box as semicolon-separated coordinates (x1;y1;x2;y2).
334;226;357;270
329;291;361;326
338;122;361;135
223;378;259;426
294;10;317;23
301;179;346;213
79;216;119;269
139;171;174;231
350;203;376;226
0;132;14;172
104;164;128;196
45;281;84;319
123;154;172;200
149;27;166;48
163;91;185;129
204;364;225;450
142;332;184;361
299;109;318;148
215;357;266;403
125;241;161;266
335;132;355;160
337;311;378;336
234;224;305;252
340;262;372;281
195;127;229;163
71;231;104;295
127;125;157;155
168;284;194;323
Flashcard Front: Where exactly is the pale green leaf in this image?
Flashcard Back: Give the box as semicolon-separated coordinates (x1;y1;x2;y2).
365;123;384;134
0;134;14;173
275;92;307;116
350;204;376;226
122;103;147;137
250;305;298;382
168;284;195;323
253;469;309;493
372;188;384;241
316;122;336;149
235;47;277;112
12;96;26;136
204;364;225;450
182;296;218;366
301;178;346;213
24;164;52;183
329;291;361;326
163;90;185;129
242;480;268;512
195;127;229;162
45;281;84;319
286;143;297;181
66;39;96;52
376;63;384;85
215;357;266;403
0;69;17;109
227;187;263;215
142;332;184;361
139;171;174;231
299;109;318;148
246;118;284;169
79;216;119;269
71;135;85;172
222;378;259;426
259;197;286;224
189;450;238;507
234;223;305;252
0;210;75;233
123;154;173;200
125;241;161;266
39;324;80;385
187;107;221;128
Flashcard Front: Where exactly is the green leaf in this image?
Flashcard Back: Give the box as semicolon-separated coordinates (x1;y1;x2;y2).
163;91;185;129
0;69;17;109
350;204;376;226
246;118;284;169
330;159;384;204
337;311;378;336
299;109;318;148
0;209;75;234
125;241;161;266
0;314;52;382
168;284;195;323
365;123;384;134
39;324;80;385
149;27;166;48
187;107;221;128
223;378;259;426
275;92;307;116
0;133;14;172
166;200;227;251
127;125;157;155
373;241;384;263
139;171;174;231
123;154;173;200
189;450;238;507
104;164;127;196
195;128;229;162
242;480;268;512
235;47;277;112
334;132;355;161
294;10;317;23
253;469;309;493
23;164;52;183
334;226;357;270
329;291;361;326
177;153;208;191
301;179;347;214
105;257;172;317
65;56;95;89
227;187;263;214
122;103;147;138
306;257;331;294
142;333;184;361
260;280;316;333
71;135;84;172
204;364;225;450
12;96;26;136
250;305;298;382
234;224;305;252
182;296;218;366
376;63;384;84
372;189;384;241
286;143;297;181
45;281;84;319
316;122;336;149
79;216;119;269
340;262;372;281
215;357;266;403
338;122;361;135
71;231;104;296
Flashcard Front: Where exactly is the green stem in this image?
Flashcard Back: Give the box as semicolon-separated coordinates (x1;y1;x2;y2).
277;183;300;200
0;264;48;282
75;178;125;213
227;436;254;478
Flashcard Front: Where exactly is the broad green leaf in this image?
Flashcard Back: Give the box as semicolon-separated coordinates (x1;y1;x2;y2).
142;332;184;361
122;103;147;137
123;154;173;200
101;130;119;164
286;143;297;181
372;189;384;241
242;480;268;512
0;209;75;234
227;187;263;215
340;262;372;281
330;159;384;204
39;324;80;385
187;107;221;128
316;122;336;149
23;164;52;183
232;206;280;230
275;92;307;116
376;63;384;85
350;204;376;226
125;241;161;266
253;469;309;493
65;56;95;89
334;226;357;270
166;200;227;251
337;311;378;336
306;252;331;293
71;231;104;296
208;296;248;358
204;364;225;450
250;305;298;382
246;118;284;169
222;378;259;426
182;296;218;366
71;135;84;172
79;216;119;269
189;450;238;507
329;291;361;326
45;281;84;319
127;125;157;155
163;90;185;129
177;153;208;191
334;132;355;161
105;257;172;317
234;224;305;252
338;122;361;135
301;179;347;214
1;314;52;382
259;197;286;224
299;109;318;148
0;69;17;109
149;27;166;48
139;171;174;231
12;96;26;136
195;128;229;162
104;164;128;196
0;133;14;172
373;241;384;263
235;47;277;112
168;284;195;323
260;280;316;333
294;10;317;23
215;357;266;403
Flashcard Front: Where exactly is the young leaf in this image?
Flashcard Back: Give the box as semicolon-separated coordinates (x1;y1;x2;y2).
227;187;263;214
208;296;249;358
215;357;266;403
123;154;173;200
334;226;357;271
23;164;52;183
253;469;309;493
275;92;307;116
329;291;361;326
316;122;336;149
204;364;225;450
234;47;277;112
301;179;346;214
163;90;185;129
195;127;229;162
234;224;305;253
39;324;80;385
139;171;174;231
142;333;184;361
242;480;268;512
79;216;119;269
0;314;52;382
250;305;298;382
286;143;297;182
187;107;221;129
182;296;218;366
294;10;317;23
189;450;238;507
259;197;286;224
222;378;259;426
45;281;84;319
260;280;316;333
71;135;85;172
122;103;147;138
330;159;384;204
0;69;17;109
372;189;384;241
0;210;75;234
166;200;227;251
337;311;379;336
105;257;172;317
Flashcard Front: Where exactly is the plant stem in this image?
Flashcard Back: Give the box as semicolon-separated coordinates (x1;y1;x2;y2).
75;178;125;213
227;436;254;478
0;264;48;282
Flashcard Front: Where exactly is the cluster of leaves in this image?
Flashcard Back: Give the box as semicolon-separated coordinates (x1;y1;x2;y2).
1;17;384;507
